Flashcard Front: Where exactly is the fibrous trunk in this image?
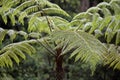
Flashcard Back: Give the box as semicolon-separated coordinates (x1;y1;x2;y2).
55;48;65;80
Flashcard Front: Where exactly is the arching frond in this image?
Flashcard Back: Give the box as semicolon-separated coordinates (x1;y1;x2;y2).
0;0;71;33
70;0;120;70
28;16;69;32
0;40;36;67
0;28;41;44
70;0;120;45
51;30;107;71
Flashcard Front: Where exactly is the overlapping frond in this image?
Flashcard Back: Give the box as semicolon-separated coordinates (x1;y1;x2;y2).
51;30;107;71
28;16;69;32
0;27;41;44
0;0;71;32
70;0;120;45
70;0;120;70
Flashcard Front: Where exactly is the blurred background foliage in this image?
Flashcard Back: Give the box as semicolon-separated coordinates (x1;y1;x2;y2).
0;0;120;80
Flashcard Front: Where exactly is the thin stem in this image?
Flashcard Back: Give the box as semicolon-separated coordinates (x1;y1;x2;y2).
37;39;56;56
42;10;53;32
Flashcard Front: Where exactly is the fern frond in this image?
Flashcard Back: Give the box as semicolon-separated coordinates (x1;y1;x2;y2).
24;5;39;14
28;16;69;32
7;30;17;42
51;30;107;71
18;31;28;40
0;41;36;67
87;7;101;13
97;2;110;8
104;44;120;70
101;7;112;17
110;2;120;15
28;16;49;32
70;0;120;70
16;0;35;11
116;30;120;45
0;0;71;32
0;13;8;24
71;0;120;44
42;8;71;20
0;28;6;44
0;28;43;44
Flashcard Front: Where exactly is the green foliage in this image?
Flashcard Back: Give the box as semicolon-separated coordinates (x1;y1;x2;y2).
0;0;120;79
70;0;120;70
71;0;120;44
0;40;36;67
0;0;71;32
104;44;120;70
0;28;41;43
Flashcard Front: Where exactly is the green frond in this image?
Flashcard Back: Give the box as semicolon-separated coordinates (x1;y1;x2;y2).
18;31;28;40
46;1;60;9
99;16;112;30
28;17;49;32
94;29;103;38
73;12;87;20
87;7;101;13
110;2;120;15
24;5;39;14
116;30;120;45
0;28;6;44
28;16;69;32
69;20;82;27
12;47;26;60
102;7;112;17
0;13;8;24
18;12;27;25
29;32;41;39
97;2;110;8
42;8;71;20
0;28;44;44
0;41;36;67
89;13;102;34
104;44;120;70
83;22;92;31
51;30;107;70
16;0;35;11
105;18;116;43
8;13;16;26
7;30;17;42
0;0;71;33
0;73;14;80
51;16;69;30
71;0;120;45
70;0;120;70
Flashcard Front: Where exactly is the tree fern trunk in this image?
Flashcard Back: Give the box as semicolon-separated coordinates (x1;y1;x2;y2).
55;48;65;80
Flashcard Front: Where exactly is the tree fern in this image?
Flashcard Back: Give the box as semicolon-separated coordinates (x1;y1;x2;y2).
0;0;118;78
51;30;107;71
0;0;71;68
